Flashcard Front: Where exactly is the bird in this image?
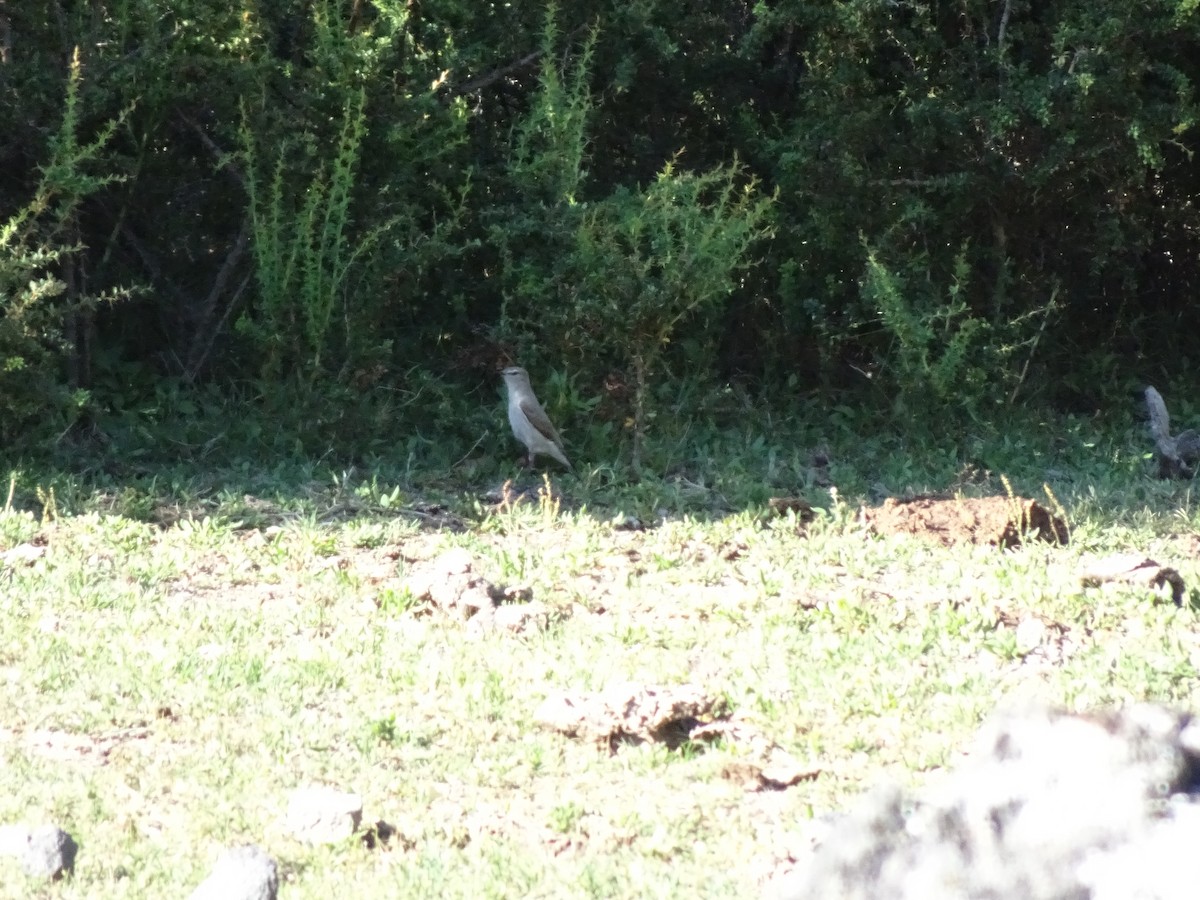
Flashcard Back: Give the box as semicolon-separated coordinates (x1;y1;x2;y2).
500;366;573;471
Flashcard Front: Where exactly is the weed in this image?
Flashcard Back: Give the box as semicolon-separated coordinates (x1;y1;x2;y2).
548;801;586;834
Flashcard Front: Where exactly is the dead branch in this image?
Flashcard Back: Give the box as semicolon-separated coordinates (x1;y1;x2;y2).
997;0;1013;53
449;23;588;96
184;219;251;382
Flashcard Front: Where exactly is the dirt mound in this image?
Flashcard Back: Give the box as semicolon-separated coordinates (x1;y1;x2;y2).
864;495;1068;548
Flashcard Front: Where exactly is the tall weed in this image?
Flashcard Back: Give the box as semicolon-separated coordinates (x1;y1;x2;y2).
238;89;386;383
861;246;993;418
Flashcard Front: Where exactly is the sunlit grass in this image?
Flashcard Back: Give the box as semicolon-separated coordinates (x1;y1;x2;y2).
0;405;1197;896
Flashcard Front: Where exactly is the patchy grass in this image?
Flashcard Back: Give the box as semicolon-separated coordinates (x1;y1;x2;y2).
1;409;1199;897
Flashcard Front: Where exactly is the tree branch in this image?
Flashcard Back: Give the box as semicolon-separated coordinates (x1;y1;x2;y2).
185;218;251;382
449;24;587;96
175;109;246;188
997;0;1013;55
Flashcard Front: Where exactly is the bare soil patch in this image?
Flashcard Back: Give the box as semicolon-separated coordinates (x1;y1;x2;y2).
863;495;1069;548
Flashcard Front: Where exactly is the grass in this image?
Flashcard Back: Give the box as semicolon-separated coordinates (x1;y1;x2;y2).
1;403;1199;896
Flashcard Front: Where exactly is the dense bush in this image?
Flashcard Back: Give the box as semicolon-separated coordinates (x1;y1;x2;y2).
753;0;1200;401
1;0;1197;459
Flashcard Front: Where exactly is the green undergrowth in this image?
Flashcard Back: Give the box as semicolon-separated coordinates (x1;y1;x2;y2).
12;373;1176;527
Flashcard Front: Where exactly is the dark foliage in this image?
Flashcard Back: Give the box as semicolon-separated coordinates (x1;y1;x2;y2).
1;0;1198;456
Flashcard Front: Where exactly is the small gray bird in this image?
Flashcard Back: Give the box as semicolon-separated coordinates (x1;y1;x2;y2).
500;366;573;471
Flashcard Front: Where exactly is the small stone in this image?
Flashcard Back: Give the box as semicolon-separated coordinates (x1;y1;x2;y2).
285;786;363;844
1080;555;1186;605
471;601;549;636
1014;617;1046;655
464;603;497;635
402;550;498;618
21;825;76;880
1179;722;1200;756
492;602;539;632
0;544;45;565
189;844;278;900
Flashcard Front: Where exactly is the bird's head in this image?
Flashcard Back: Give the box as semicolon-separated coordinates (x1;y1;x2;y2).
500;366;529;388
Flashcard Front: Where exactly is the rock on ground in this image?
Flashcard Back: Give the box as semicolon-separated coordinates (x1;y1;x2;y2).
189;844;278;900
285;785;363;844
24;825;76;879
771;704;1200;900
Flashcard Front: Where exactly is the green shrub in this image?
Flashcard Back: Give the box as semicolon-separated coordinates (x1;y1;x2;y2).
494;8;773;472
861;245;990;413
0;49;128;446
566;161;773;471
860;243;1062;423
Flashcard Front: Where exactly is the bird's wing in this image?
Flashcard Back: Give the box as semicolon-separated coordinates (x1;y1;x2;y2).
520;397;565;448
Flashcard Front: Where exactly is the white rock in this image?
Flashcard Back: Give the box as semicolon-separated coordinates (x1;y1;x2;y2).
190;844;278;900
285;786;363;844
